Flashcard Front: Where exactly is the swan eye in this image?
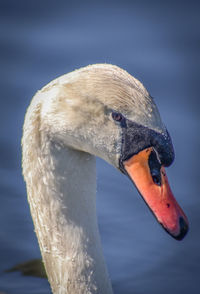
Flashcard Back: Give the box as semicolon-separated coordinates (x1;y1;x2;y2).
112;112;123;122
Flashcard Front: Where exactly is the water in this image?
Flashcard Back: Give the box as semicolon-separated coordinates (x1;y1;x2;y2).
0;1;199;293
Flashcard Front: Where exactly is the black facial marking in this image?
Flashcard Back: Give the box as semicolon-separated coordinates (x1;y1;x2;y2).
150;129;174;167
118;117;174;172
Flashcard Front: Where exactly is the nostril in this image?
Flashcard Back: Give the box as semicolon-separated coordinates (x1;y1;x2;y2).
151;170;161;186
148;150;162;186
152;174;161;185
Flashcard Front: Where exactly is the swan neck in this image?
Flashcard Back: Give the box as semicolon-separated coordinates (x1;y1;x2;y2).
23;129;113;293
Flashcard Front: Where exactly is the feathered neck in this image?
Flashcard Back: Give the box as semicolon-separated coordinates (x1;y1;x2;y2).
22;102;113;294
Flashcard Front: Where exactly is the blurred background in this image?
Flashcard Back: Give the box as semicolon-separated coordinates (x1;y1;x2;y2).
0;0;199;293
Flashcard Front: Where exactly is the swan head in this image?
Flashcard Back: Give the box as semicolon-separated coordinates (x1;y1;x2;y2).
39;64;188;240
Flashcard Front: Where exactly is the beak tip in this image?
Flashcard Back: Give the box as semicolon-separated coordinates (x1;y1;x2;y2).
175;216;189;241
166;216;189;241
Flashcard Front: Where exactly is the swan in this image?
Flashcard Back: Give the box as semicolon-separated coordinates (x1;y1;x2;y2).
22;64;188;294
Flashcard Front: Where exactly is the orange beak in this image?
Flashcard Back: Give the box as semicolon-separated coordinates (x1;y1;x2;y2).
123;147;188;240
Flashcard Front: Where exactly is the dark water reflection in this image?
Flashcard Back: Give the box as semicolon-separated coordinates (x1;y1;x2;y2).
0;1;199;293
